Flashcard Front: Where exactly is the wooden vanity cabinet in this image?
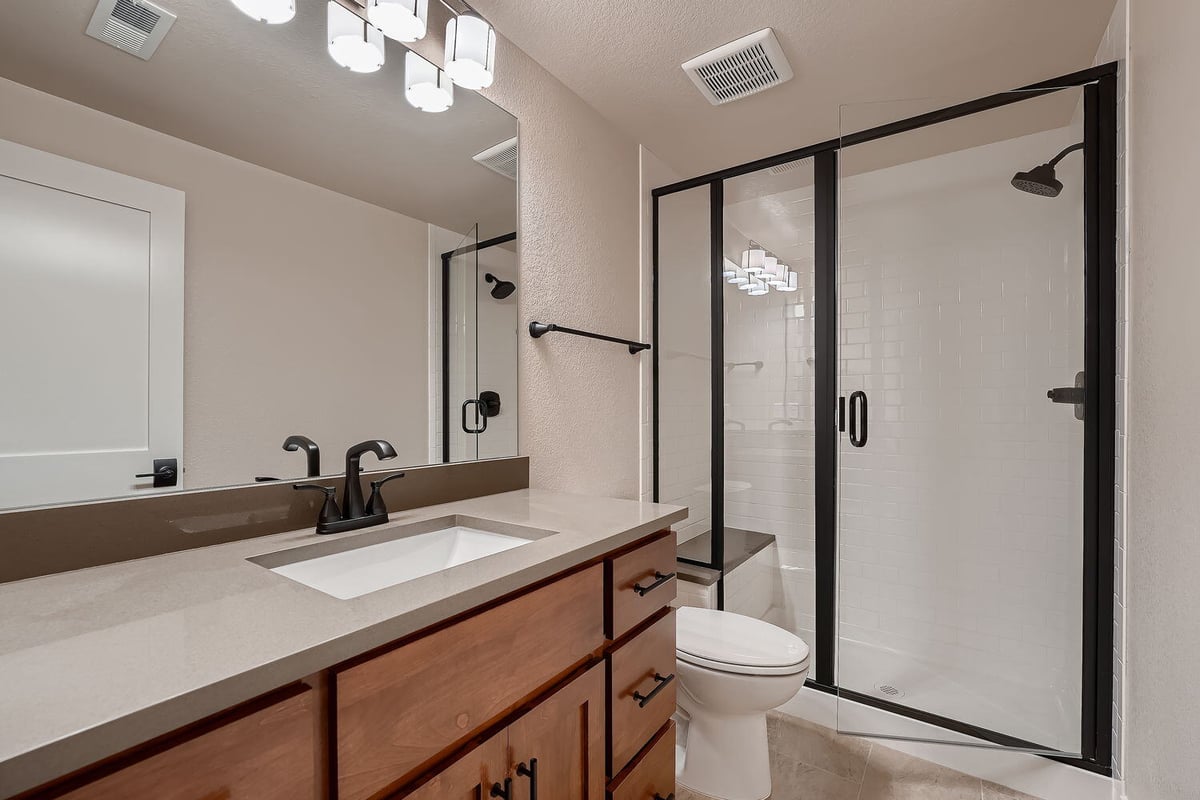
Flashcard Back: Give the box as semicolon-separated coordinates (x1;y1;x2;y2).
16;530;678;800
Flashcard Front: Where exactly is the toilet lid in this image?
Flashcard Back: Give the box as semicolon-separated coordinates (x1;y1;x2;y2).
676;607;810;675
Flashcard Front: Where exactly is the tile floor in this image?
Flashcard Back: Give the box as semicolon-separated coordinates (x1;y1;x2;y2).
675;712;1043;800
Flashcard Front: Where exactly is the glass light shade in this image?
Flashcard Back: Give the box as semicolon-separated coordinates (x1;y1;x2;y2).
445;14;496;90
328;2;385;73
405;51;454;112
748;279;770;296
769;264;790;287
229;0;294;24
722;258;739;278
778;271;798;292
763;255;778;273
368;0;427;42
730;268;750;286
742;245;766;274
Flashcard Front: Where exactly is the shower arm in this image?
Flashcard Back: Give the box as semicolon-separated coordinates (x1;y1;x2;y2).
1046;142;1084;168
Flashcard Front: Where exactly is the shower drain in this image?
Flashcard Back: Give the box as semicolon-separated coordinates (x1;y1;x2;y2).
874;682;906;698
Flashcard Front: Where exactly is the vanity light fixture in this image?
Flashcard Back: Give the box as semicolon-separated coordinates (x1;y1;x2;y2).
328;1;385;73
228;0;294;24
368;0;428;43
741;242;766;274
405;51;454;112
768;264;790;287
778;271;799;292
748;278;770;296
729;268;750;286
445;12;496;89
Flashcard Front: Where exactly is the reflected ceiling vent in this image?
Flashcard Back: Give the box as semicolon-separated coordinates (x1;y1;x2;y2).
86;0;177;61
767;160;806;176
473;136;518;181
682;28;793;106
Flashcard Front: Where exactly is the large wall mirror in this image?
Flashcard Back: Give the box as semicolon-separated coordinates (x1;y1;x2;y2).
0;0;518;511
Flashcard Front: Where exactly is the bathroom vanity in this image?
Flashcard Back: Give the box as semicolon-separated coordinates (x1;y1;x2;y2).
0;490;685;800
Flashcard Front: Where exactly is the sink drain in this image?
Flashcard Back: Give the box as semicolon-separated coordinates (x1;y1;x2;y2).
874;682;905;698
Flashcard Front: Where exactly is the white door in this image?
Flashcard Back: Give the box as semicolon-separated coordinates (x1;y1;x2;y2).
0;138;184;510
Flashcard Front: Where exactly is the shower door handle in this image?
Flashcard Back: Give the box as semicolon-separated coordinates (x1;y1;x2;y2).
1047;371;1086;421
461;399;488;434
848;391;868;448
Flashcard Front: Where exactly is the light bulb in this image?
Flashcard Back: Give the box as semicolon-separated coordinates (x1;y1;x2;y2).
228;0;294;24
405;51;454;112
445;14;496;90
328;1;385;73
368;0;427;42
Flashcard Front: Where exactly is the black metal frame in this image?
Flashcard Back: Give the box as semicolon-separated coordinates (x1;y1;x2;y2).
651;62;1118;774
440;231;517;464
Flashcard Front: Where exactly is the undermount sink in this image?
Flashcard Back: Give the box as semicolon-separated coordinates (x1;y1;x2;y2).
250;515;550;599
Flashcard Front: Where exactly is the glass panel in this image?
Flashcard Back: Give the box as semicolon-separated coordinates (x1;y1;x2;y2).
836;90;1087;755
722;160;818;664
658;187;714;569
475;239;519;460
446;224;479;462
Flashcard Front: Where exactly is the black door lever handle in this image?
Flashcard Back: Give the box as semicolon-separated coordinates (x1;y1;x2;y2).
135;458;179;488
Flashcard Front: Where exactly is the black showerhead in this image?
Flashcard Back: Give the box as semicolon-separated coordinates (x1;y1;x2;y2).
1011;142;1083;198
1011;164;1064;198
485;272;516;300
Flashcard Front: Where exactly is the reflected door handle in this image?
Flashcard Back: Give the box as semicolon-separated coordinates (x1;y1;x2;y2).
1047;371;1086;421
135;458;179;488
462;399;488;434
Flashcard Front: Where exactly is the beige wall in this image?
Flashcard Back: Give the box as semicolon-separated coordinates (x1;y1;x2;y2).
0;77;430;488
409;20;643;500
1125;0;1200;798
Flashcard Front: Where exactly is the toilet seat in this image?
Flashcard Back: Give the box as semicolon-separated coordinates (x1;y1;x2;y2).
676;607;810;677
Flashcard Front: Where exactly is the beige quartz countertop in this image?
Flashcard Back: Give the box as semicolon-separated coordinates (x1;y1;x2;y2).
0;489;686;797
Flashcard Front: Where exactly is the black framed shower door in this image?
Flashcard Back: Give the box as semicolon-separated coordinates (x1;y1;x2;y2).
651;63;1117;774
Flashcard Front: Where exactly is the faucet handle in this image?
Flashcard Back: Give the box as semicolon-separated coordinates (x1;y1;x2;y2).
366;472;406;517
294;484;341;527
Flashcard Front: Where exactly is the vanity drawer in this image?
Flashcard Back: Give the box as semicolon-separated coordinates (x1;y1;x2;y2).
43;688;316;800
335;564;605;800
608;609;676;777
608;533;677;639
608;722;675;800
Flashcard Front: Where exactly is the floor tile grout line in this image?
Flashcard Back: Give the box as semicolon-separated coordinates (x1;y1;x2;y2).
854;742;872;800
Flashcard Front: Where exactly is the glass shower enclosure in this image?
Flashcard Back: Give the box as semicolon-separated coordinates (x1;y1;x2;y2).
653;66;1117;771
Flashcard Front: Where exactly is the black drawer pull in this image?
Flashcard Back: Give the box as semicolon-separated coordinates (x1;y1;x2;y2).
633;571;676;597
517;759;538;800
653;794;675;800
632;672;675;708
489;778;512;799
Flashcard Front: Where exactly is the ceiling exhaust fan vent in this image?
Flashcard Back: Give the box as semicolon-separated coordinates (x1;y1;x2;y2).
682;28;794;106
473;136;518;181
86;0;177;60
768;160;806;176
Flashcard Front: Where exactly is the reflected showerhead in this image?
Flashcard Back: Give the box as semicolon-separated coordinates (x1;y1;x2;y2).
485;272;516;299
1011;164;1063;197
1011;141;1083;198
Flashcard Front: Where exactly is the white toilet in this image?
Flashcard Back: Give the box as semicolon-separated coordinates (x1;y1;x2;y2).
674;607;810;800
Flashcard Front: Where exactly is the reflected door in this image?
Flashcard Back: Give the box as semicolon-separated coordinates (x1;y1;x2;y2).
445;224;481;462
835;88;1096;755
0;139;183;509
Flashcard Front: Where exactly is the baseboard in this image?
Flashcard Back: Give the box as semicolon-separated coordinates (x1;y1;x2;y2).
779;686;1118;800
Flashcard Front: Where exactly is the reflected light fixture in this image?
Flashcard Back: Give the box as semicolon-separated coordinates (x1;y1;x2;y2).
722;258;739;279
405;51;454;112
748;278;770;296
328;1;385;73
445;13;497;89
368;0;428;42
778;271;798;292
742;242;766;274
730;269;750;286
768;264;790;287
228;0;294;23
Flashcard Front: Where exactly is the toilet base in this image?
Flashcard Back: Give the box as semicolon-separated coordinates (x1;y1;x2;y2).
676;708;772;800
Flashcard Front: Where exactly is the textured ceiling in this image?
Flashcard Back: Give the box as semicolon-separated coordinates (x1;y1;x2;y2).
468;0;1116;178
0;0;517;236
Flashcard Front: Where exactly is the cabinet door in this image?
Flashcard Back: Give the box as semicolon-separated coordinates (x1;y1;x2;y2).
400;732;507;800
506;664;605;800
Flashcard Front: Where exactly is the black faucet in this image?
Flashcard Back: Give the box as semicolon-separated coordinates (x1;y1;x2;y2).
283;435;321;478
293;439;399;535
341;439;398;519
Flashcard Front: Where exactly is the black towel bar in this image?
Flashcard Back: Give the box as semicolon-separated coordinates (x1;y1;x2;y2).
528;321;651;355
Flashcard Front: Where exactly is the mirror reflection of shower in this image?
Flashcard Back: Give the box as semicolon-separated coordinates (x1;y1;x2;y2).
484;272;516;300
1011;142;1083;197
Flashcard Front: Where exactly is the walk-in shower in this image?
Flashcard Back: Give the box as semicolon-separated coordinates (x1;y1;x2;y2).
654;64;1117;774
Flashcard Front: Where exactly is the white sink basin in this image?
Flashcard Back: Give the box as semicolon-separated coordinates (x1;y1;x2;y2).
255;521;536;599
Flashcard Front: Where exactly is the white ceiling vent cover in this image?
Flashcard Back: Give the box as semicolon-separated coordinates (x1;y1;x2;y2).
682;28;794;106
86;0;177;61
473;136;518;181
